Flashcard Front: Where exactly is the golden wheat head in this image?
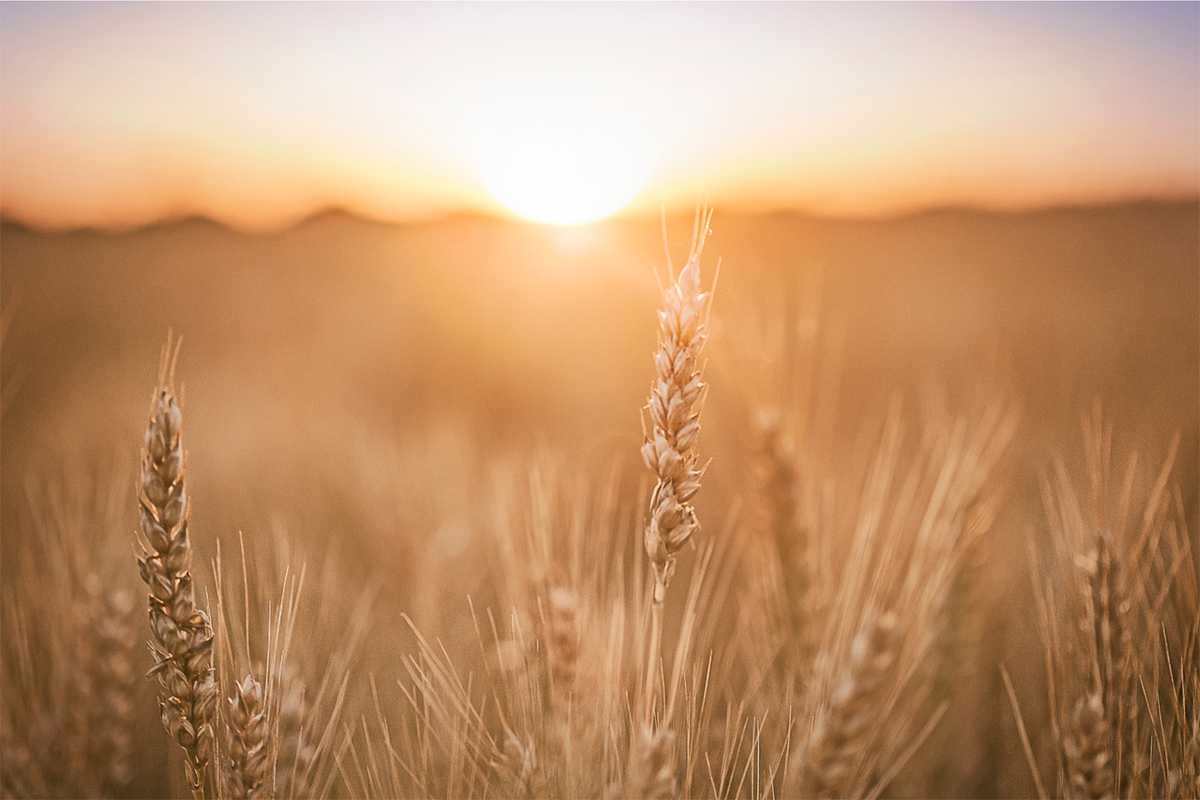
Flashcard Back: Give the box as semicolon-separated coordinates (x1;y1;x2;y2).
641;208;716;603
134;340;217;800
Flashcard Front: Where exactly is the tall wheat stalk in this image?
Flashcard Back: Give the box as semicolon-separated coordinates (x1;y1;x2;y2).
640;207;716;728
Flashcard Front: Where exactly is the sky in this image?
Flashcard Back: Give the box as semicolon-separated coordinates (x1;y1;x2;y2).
1;1;1197;230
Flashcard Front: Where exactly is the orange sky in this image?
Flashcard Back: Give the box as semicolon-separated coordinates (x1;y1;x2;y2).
1;2;1197;231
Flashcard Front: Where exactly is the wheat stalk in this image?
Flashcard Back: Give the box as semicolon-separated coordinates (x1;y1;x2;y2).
640;208;715;732
134;340;217;800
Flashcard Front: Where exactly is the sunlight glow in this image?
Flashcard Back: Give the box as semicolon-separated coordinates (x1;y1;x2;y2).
420;66;664;225
475;135;649;225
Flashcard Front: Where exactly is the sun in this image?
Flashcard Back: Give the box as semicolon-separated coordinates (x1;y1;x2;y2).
475;133;650;225
424;67;663;225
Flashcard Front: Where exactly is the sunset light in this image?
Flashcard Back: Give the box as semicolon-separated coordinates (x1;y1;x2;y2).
475;135;650;225
430;64;662;224
3;3;1195;230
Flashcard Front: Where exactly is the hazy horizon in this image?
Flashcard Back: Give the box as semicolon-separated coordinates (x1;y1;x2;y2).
3;194;1197;238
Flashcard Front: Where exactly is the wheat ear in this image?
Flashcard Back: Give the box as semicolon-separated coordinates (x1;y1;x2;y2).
545;585;580;715
228;673;270;799
753;411;812;662
641;208;715;604
640;208;714;730
804;610;902;799
1064;691;1116;800
76;575;138;797
1064;532;1134;800
275;661;315;799
616;726;677;800
135;342;217;800
0;713;48;799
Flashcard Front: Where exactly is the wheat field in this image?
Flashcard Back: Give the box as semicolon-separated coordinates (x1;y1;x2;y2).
1;204;1197;799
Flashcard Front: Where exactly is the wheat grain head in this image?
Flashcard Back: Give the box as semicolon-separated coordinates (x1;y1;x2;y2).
134;339;217;799
641;207;715;604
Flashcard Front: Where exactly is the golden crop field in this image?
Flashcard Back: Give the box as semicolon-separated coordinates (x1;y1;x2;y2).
1;202;1196;799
